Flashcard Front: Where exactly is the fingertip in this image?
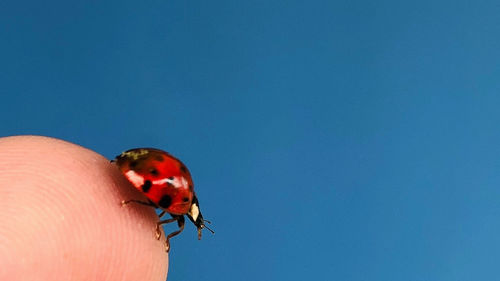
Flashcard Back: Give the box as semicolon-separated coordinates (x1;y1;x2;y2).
0;136;168;281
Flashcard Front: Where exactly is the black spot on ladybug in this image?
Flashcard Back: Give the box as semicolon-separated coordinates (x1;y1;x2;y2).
183;197;189;202
154;155;164;162
168;176;174;180
149;168;159;176
189;185;193;191
129;161;138;168
158;195;172;209
180;165;187;173
142;180;152;193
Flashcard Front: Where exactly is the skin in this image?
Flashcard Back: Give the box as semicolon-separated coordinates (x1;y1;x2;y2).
0;136;168;280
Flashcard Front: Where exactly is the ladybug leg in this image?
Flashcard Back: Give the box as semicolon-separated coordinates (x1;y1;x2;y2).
156;215;185;252
165;216;185;252
152;211;168;238
154;217;178;240
121;199;157;207
158;210;166;218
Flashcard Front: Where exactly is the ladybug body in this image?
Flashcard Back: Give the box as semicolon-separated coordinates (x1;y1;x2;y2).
114;148;212;251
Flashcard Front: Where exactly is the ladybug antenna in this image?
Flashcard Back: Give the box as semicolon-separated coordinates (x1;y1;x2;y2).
203;224;215;234
202;218;215;233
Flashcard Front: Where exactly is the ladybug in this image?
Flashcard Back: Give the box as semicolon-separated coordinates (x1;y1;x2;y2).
113;148;213;252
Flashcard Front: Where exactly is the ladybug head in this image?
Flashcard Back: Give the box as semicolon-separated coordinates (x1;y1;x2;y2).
186;194;214;239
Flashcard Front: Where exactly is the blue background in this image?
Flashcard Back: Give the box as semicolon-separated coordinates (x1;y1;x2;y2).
2;0;500;280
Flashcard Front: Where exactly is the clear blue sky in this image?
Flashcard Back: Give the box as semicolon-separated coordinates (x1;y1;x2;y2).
2;0;500;280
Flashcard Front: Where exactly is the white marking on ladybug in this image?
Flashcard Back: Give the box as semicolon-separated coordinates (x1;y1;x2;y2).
125;170;145;187
152;178;168;185
181;177;189;188
189;203;200;222
152;176;189;189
